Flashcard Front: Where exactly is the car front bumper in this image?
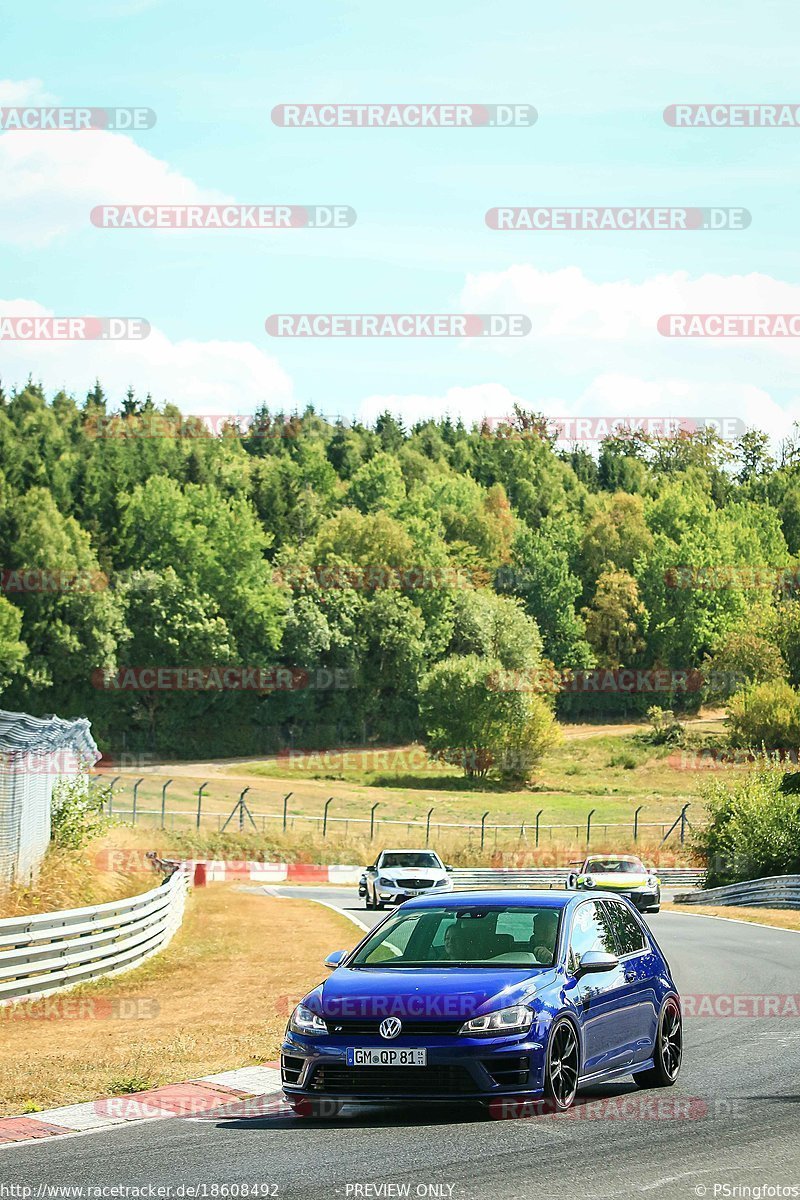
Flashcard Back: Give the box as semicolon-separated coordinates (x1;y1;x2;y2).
281;1031;546;1104
377;886;453;903
577;885;659;910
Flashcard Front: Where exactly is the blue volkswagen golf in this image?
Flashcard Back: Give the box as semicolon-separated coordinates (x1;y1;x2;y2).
281;890;682;1115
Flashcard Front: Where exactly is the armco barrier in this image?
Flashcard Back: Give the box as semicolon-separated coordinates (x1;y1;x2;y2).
450;868;704;889
0;868;189;1005
675;874;800;909
174;861;704;888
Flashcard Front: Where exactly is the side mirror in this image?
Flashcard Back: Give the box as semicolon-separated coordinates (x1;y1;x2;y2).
445;864;453;872
576;950;618;977
324;950;348;971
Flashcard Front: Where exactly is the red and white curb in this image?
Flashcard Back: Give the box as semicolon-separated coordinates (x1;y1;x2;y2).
0;1064;284;1146
185;861;362;884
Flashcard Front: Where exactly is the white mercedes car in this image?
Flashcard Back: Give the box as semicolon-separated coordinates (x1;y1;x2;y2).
359;849;454;909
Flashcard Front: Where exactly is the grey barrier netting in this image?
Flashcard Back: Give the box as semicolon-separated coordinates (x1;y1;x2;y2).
0;709;100;887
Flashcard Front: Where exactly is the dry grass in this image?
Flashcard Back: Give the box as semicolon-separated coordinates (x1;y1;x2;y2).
664;903;800;932
0;830;158;918
0;885;357;1115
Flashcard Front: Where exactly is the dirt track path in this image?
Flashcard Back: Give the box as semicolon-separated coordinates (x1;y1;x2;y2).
96;711;726;788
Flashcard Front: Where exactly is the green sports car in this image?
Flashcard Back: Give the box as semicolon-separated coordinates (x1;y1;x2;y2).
566;854;661;913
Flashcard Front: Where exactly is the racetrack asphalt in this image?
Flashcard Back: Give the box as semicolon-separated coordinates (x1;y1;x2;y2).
3;887;799;1200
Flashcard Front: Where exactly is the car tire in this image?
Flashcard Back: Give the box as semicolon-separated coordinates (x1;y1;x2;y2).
633;995;682;1089
543;1017;580;1111
286;1098;343;1118
366;887;376;910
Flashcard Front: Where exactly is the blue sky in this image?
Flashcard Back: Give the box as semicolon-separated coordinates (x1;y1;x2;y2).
2;0;799;440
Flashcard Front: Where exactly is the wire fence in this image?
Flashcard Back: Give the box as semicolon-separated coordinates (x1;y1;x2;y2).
97;777;694;852
0;710;99;887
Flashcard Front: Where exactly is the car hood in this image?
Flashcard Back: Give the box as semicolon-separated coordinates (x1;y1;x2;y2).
580;872;651;888
376;869;449;880
305;966;557;1022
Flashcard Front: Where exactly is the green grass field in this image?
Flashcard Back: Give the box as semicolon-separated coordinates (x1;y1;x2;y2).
96;712;740;862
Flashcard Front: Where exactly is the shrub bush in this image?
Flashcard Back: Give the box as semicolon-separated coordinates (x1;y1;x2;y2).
726;680;800;752
695;757;800;885
51;771;106;849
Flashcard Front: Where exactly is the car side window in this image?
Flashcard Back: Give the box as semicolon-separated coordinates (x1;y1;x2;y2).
604;900;646;956
360;914;421;963
568;900;617;973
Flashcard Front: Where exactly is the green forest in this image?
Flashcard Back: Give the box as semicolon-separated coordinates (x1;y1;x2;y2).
2;382;800;766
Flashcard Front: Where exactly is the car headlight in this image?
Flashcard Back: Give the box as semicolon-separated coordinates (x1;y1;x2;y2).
458;1004;534;1037
378;876;394;887
434;878;448;886
288;1004;328;1036
582;875;595;888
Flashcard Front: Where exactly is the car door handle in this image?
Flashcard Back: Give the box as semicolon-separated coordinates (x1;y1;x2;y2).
624;969;637;983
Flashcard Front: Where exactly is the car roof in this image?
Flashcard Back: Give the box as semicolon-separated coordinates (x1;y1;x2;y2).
378;849;441;856
585;854;642;862
399;889;572;910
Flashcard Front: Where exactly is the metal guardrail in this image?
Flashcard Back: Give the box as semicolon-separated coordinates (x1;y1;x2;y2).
449;868;705;889
675;874;800;909
0;867;189;1005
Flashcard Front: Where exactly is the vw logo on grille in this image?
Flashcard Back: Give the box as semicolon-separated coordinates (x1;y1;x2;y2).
379;1017;402;1039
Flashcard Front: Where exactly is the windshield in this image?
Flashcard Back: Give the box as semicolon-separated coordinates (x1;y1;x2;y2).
586;857;645;874
349;905;562;968
379;853;441;869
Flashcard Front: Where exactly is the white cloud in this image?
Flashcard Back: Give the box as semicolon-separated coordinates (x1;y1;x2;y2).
459;263;800;369
357;373;798;445
357;383;527;429
0;78;56;105
0;75;228;246
0;298;293;413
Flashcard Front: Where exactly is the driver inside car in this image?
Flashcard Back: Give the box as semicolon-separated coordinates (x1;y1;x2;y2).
442;918;477;961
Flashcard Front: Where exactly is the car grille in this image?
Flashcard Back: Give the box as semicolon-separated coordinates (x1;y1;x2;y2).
482;1055;531;1087
396;878;434;889
325;1019;464;1036
309;1064;473;1095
